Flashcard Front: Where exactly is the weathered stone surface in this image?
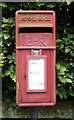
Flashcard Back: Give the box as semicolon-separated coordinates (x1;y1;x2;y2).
2;98;74;118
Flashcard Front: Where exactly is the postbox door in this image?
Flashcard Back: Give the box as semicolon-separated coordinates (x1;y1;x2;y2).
20;49;50;103
16;48;55;103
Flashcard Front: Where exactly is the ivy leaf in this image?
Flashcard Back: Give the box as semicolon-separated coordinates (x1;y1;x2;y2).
8;5;15;11
0;40;2;46
66;0;73;5
60;44;64;49
0;32;3;38
12;52;15;60
70;51;74;56
61;78;72;84
57;87;67;99
70;45;74;49
9;17;14;23
4;33;10;40
60;78;67;84
65;73;73;79
47;3;56;8
7;55;12;60
56;63;60;69
57;39;62;43
66;78;72;83
59;94;63;99
2;24;10;28
9;65;15;72
70;62;74;67
69;34;74;39
37;3;45;6
7;53;15;60
0;3;7;8
5;70;10;76
60;66;67;72
10;73;16;82
7;41;11;46
65;47;71;53
2;17;9;23
69;91;74;96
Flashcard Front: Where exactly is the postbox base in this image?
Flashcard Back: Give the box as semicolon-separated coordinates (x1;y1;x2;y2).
17;102;56;107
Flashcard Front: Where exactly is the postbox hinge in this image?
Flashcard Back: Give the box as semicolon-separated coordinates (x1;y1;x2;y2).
17;83;20;89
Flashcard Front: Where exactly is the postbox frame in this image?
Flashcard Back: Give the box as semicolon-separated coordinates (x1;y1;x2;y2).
15;10;56;107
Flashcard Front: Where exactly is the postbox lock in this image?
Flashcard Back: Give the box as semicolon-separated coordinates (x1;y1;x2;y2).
34;50;40;56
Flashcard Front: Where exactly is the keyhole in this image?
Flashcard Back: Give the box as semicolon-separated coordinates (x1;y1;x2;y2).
24;75;26;78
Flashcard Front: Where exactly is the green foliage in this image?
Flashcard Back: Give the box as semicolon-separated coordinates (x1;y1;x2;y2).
1;2;74;100
66;0;74;4
56;26;74;98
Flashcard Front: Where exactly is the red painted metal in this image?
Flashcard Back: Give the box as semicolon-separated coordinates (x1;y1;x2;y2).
15;10;56;106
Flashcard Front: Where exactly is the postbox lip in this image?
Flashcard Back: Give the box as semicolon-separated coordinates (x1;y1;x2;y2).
16;101;56;107
15;10;55;15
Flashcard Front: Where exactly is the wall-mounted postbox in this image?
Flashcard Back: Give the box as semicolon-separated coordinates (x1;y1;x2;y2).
15;10;56;107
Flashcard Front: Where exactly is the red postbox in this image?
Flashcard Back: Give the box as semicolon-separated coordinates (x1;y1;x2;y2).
15;10;56;106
